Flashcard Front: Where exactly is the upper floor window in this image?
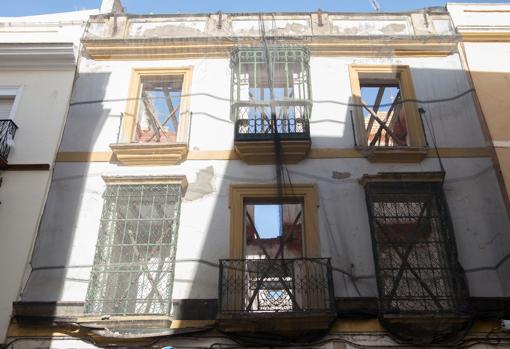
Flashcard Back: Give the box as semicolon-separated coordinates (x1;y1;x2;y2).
120;69;191;145
349;66;427;162
230;47;312;140
85;181;183;316
112;68;192;166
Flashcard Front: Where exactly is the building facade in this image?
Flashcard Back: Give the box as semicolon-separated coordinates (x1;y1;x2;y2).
4;2;510;348
0;8;98;343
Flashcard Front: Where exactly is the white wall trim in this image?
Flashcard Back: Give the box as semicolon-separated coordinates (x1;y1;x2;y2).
0;43;76;70
0;85;23;120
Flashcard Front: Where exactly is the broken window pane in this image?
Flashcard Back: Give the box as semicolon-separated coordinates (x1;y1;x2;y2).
84;184;181;315
135;75;183;143
360;80;408;147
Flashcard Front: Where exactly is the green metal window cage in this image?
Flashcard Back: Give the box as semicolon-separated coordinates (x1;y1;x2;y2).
84;184;181;316
230;47;312;141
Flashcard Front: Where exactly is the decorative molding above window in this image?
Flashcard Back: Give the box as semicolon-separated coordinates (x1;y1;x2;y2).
349;65;428;163
111;67;192;166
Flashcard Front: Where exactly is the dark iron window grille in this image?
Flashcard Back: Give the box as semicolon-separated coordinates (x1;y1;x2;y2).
230;47;312;140
219;258;335;314
364;182;469;315
0;119;18;168
84;184;181;316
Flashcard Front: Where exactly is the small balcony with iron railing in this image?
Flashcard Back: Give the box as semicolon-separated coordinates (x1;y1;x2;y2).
217;258;335;334
231;47;312;164
0;119;18;169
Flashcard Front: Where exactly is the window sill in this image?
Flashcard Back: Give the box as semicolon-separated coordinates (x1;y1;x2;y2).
234;139;311;165
110;143;188;166
358;146;428;163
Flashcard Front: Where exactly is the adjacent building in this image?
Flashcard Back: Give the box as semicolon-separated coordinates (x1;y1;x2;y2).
448;2;510;216
3;1;510;348
0;7;98;343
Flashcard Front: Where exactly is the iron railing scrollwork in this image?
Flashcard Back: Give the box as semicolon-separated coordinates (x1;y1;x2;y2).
219;258;335;314
235;116;310;141
0;119;18;167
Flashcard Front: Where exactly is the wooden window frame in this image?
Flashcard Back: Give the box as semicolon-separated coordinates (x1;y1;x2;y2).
349;65;427;162
111;68;193;166
228;184;320;259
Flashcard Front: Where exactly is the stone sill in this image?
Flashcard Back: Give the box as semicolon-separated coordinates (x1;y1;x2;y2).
234;139;311;165
110;142;188;166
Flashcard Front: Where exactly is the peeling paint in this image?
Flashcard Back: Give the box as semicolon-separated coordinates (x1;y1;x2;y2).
184;166;215;201
332;171;351;179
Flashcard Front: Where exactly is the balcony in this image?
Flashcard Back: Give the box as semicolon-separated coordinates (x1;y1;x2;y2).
217;258;335;335
233;105;312;165
0;119;18;169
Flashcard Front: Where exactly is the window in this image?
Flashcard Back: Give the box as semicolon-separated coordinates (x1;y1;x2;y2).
231;47;312;140
112;68;192;166
85;181;184;316
349;65;427;161
219;185;334;316
361;173;468;315
0;87;21;167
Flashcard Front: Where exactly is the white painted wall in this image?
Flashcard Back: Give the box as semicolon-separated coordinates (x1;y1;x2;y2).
23;52;510;308
0;9;96;344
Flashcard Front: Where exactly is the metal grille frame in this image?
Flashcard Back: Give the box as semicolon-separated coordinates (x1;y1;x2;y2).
364;181;469;316
84;184;181;316
219;258;335;315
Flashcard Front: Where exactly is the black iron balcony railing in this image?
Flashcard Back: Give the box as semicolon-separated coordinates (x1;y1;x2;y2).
235;117;310;141
0;119;18;168
219;258;335;315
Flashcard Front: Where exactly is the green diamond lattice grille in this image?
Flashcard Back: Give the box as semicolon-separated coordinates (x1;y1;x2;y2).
85;184;181;315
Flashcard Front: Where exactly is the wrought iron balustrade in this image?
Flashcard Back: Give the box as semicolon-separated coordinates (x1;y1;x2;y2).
233;101;311;142
219;258;334;315
0;119;18;168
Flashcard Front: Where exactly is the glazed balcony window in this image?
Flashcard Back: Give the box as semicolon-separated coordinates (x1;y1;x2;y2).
231;47;312;164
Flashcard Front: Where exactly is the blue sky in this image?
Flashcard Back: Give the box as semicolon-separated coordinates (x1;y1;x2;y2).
3;0;510;17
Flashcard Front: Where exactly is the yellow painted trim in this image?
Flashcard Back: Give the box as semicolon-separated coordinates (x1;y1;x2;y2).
187;150;238;160
55;151;113;162
229;184;320;259
83;40;456;60
170;320;215;329
121;67;193;143
54;147;492;163
460;32;510;42
348;64;426;148
110;143;188;166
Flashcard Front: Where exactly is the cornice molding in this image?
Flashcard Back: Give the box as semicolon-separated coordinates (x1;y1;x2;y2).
82;36;459;60
0;43;76;70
